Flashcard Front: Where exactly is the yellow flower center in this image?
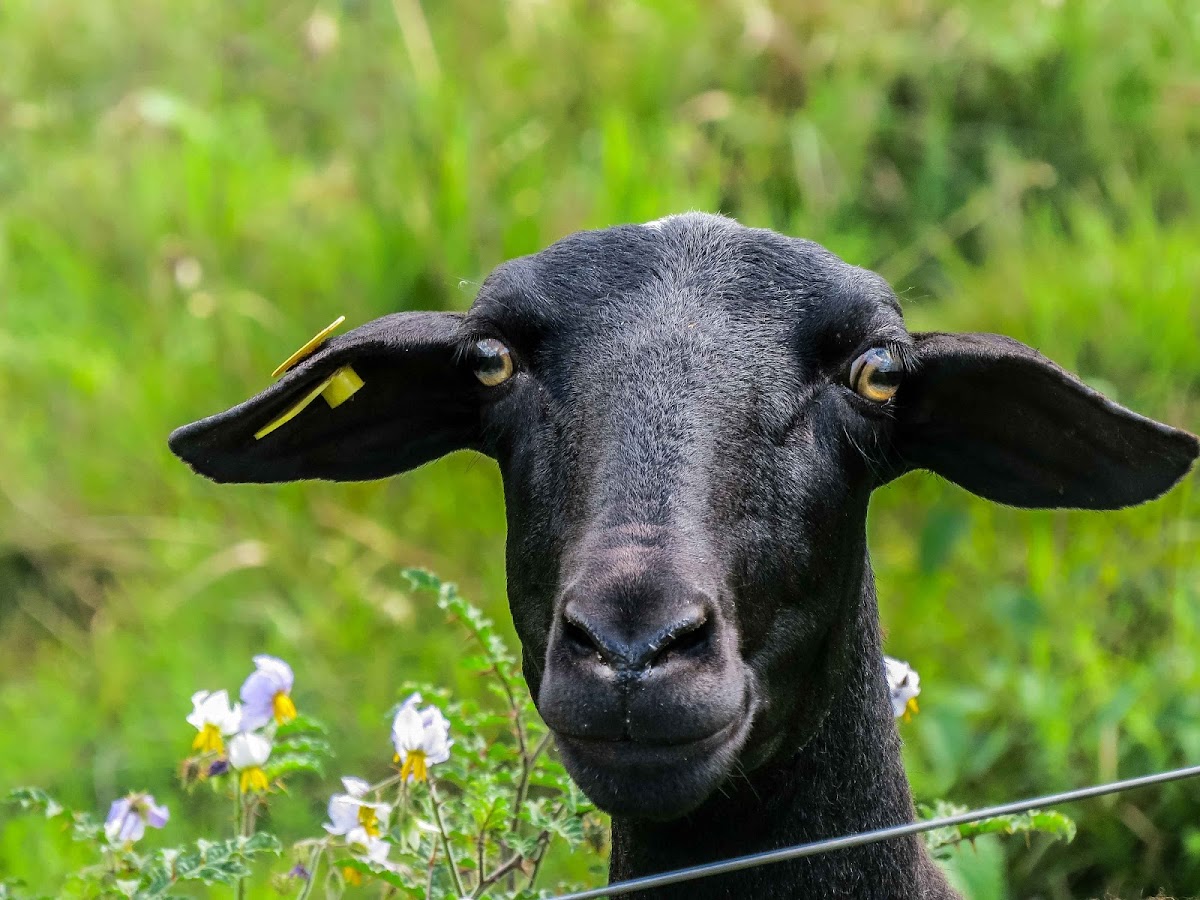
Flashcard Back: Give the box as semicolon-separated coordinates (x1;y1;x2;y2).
399;750;428;783
272;691;297;724
357;805;381;838
192;723;224;754
240;766;270;793
902;696;920;722
342;866;363;886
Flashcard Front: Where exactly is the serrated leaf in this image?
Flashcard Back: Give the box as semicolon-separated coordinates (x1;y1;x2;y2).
276;714;330;739
273;736;333;757
1028;810;1077;843
920;802;1076;853
5;787;61;818
334;857;410;890
70;812;103;843
265;752;325;779
239;832;283;855
400;568;444;594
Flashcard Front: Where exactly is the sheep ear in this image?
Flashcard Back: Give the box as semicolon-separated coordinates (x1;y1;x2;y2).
892;332;1199;509
168;312;481;483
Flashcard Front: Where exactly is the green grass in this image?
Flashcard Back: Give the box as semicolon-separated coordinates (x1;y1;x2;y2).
1;0;1197;896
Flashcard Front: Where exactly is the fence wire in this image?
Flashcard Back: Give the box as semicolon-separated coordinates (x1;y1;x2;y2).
549;763;1200;899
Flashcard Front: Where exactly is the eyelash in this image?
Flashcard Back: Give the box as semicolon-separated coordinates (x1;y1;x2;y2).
457;328;509;365
843;340;915;376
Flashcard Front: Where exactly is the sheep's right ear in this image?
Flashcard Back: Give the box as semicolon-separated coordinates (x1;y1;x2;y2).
892;332;1199;509
168;312;481;483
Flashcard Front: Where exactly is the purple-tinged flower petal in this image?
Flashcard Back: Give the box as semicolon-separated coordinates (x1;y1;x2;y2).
884;656;921;719
324;793;359;835
104;798;145;844
239;677;278;731
391;697;452;780
252;655;294;692
239;656;295;730
144;797;170;829
324;777;390;837
105;797;130;825
104;798;131;834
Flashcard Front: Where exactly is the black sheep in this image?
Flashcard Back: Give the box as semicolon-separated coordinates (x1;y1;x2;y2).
170;213;1198;899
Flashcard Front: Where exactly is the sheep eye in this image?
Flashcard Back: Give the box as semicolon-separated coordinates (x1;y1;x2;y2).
473;338;514;387
849;347;901;402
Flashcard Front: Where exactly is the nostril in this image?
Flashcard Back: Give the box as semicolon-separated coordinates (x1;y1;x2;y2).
662;619;705;657
562;614;609;662
652;613;713;665
557;598;718;673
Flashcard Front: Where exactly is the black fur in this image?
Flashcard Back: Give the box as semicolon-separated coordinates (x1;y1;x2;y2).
169;213;1198;898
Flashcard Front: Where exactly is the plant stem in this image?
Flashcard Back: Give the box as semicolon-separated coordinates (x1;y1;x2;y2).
509;731;552;832
476;799;499;884
425;844;439;900
526;830;553;890
372;771;404;794
476;852;526;895
526;801;566;891
428;778;466;897
295;842;325;900
234;781;246;900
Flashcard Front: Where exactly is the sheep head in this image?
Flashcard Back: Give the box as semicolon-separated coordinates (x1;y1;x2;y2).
169;213;1198;821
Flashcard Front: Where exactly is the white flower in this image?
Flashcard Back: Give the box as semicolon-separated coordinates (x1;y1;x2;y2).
390;693;452;783
324;776;392;841
228;731;273;792
186;689;242;754
884;656;921;721
239;655;296;730
349;830;399;874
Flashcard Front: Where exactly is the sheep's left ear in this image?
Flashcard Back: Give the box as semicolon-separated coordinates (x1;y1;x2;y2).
169;312;481;483
891;332;1199;509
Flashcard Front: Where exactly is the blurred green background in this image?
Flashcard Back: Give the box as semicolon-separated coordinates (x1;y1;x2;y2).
1;0;1197;897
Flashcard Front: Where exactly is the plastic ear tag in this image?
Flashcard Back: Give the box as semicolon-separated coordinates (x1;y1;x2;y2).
254;366;365;440
271;315;347;378
254;315;367;440
322;366;364;407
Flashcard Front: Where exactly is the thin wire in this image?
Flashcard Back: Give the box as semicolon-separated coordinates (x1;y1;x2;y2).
550;763;1200;899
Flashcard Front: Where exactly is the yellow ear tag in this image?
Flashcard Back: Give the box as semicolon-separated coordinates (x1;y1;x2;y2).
254;316;366;440
271;315;347;378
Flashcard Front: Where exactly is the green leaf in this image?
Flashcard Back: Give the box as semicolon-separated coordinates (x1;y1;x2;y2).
273;736;334;758
400;568;444;594
334;857;411;890
276;714;330;739
168;834;281;888
265;752;325;779
4;787;63;819
69;811;103;843
239;832;284;855
919;802;1076;854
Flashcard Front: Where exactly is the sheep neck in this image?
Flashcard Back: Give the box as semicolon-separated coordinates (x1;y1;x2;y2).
606;559;958;899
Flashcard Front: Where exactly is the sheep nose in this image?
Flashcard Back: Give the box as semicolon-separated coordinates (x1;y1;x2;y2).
560;597;714;676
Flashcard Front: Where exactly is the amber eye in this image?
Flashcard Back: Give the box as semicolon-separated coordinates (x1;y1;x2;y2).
473;338;514;387
849;347;902;402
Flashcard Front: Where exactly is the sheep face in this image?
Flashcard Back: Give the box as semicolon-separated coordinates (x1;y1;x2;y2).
169;213;1198;822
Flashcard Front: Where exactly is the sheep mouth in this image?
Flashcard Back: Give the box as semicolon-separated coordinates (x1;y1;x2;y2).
552;714;754;821
555;714;741;753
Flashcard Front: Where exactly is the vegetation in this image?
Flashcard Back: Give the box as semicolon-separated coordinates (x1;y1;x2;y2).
0;573;1074;898
3;574;604;898
1;0;1196;897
